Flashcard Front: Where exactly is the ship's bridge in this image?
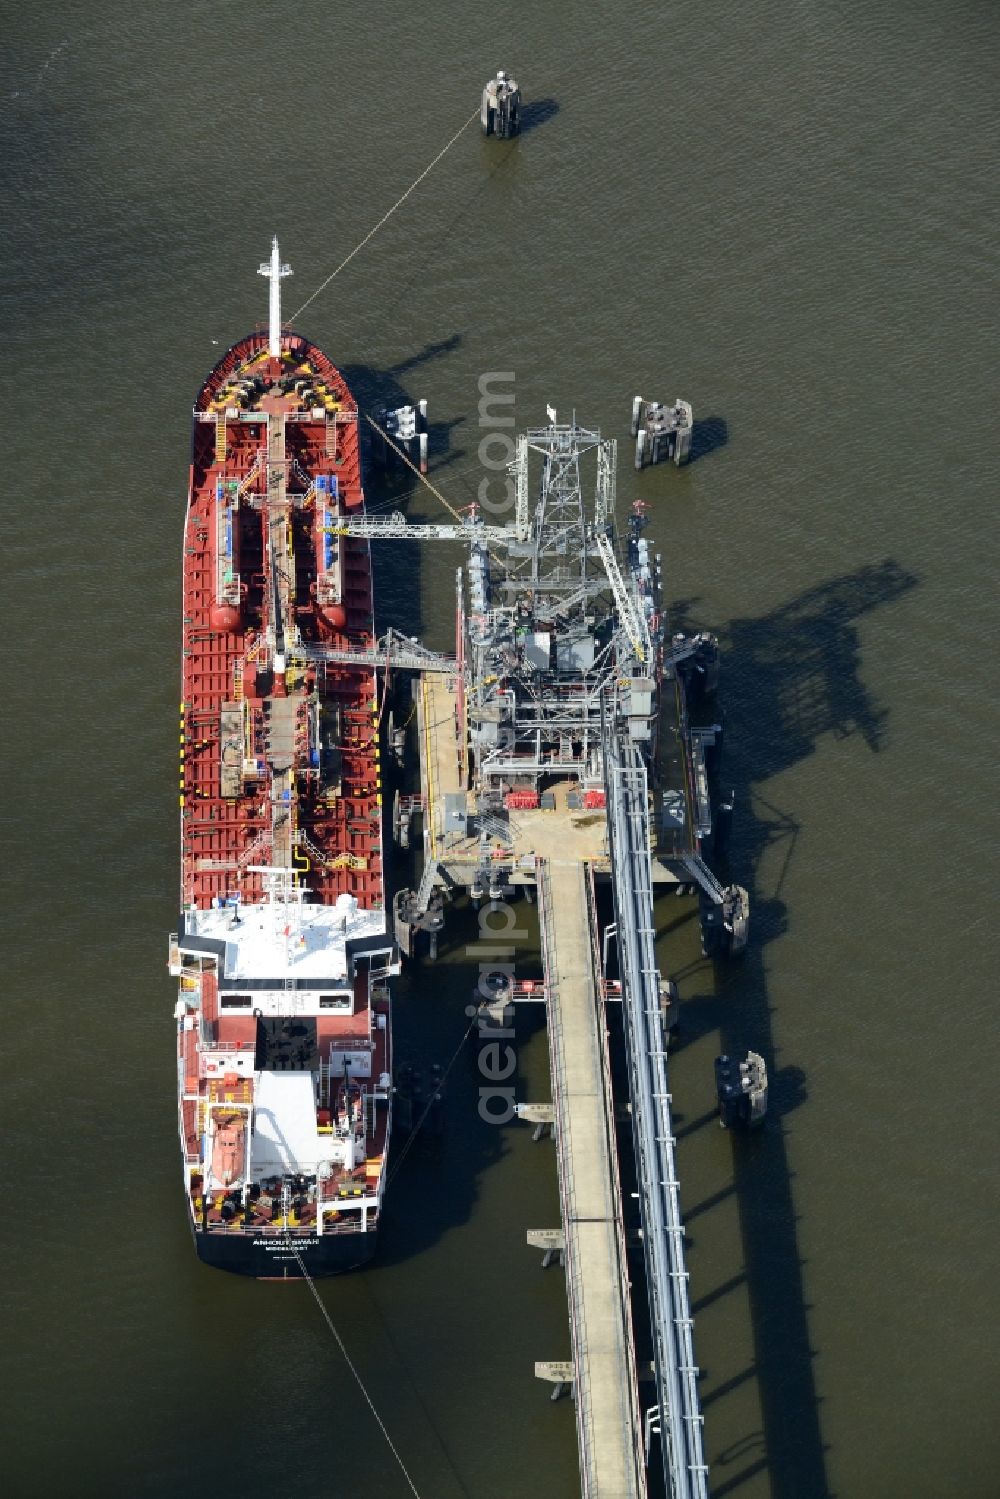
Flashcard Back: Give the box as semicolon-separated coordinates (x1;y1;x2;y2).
182;887;389;987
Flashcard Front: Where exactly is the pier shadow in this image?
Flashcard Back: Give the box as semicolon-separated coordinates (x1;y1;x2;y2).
689;415;729;464
372;890;548;1268
670;559;917;1498
519;97;560;134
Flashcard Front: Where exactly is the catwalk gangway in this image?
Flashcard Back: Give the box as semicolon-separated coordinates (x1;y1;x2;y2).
604;715;710;1499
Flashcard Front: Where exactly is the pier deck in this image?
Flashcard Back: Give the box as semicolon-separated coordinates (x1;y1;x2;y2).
416;672;679;883
413;669;708;1497
418;673;462;864
539;858;645;1499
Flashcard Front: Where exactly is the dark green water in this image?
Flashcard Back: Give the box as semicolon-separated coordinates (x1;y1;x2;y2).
2;3;998;1496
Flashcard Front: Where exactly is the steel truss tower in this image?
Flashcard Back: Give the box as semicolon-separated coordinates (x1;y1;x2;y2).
463;417;654;795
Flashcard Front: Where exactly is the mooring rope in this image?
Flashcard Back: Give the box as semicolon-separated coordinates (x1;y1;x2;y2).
363;413;468;525
363;412;510;562
385;1010;480;1190
285;109;503;1499
290;108;481;323
293;1249;423;1498
286;104;486;526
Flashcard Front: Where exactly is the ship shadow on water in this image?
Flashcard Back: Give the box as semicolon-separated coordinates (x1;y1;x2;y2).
372;895;550;1268
669;559;918;1499
340;335;466;641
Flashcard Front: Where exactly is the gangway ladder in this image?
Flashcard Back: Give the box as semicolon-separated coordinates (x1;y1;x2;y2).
678;849;727;905
215;412;227;464
475;810;517;847
284;971;305;1015
413;853;441;915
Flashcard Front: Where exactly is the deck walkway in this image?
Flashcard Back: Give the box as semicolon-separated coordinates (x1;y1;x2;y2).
539;859;645;1499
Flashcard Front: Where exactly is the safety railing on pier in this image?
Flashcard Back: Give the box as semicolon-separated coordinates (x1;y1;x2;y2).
604;723;710;1499
584;867;648;1488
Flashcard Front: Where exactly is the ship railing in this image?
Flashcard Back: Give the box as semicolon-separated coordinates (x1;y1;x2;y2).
242;1221;318;1236
320;1191;379;1211
318;1175;378;1204
177;1053;194;1112
203;1220;318;1237
318;1215;370;1236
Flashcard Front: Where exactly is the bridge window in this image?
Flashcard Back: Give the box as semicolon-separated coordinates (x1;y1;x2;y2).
221;993;253;1009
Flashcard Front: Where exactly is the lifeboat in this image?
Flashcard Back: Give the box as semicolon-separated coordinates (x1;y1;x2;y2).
210;1111;247;1187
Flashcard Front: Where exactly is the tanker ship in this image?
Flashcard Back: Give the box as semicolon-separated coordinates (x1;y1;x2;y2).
169;240;398;1278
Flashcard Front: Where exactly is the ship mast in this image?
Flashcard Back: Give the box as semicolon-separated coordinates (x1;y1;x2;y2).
258;236;292;356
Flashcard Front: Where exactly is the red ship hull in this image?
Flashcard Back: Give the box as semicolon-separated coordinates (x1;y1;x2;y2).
180;330;381;911
172;321;394;1277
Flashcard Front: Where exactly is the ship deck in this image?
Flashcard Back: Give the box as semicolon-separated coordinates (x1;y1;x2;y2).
174;324;393;1266
180;330;383;913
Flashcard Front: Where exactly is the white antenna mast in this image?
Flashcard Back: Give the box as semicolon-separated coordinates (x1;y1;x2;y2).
258;236;292;356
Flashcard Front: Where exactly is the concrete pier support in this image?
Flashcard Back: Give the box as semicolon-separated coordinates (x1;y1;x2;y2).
373;399;428;471
534;1362;574;1402
527;1229;566;1268
516;1102;556;1141
632;395;693;468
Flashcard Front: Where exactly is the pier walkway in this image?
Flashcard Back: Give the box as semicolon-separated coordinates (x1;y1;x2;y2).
413;670;709;1497
538;859;645;1499
605;729;709;1498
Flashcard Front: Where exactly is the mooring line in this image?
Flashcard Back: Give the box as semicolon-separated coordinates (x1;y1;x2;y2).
293;1250;423;1498
363;413;509;562
363;413;468;524
287;110;501;1499
385;1012;480;1190
290;107;480;323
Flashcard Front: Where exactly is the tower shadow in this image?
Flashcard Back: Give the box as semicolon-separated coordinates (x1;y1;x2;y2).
519;98;560;134
689;415;729;463
673;559;918;1498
